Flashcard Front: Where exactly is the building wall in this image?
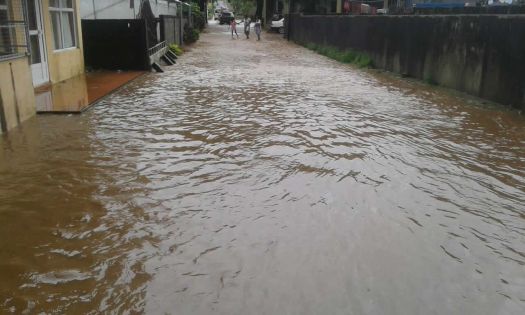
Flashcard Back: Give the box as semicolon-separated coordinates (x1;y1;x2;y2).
0;0;36;133
288;14;525;110
42;0;85;84
80;0;178;19
0;57;37;133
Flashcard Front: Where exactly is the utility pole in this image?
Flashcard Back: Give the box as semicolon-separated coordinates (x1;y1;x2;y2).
262;0;267;25
131;0;136;18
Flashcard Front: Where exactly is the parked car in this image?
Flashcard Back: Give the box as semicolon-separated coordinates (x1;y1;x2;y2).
219;12;234;25
214;9;222;20
269;18;284;34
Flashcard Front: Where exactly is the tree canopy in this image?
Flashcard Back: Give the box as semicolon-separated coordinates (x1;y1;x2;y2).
229;0;257;17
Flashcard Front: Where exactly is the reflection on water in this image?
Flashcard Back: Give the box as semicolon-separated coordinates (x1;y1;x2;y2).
1;24;525;314
35;71;145;113
35;74;89;113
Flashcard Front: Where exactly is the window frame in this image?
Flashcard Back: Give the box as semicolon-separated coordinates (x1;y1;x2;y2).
0;0;27;61
49;0;77;51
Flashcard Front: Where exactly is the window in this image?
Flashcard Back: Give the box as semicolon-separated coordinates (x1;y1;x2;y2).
0;1;13;55
49;0;76;50
0;0;29;60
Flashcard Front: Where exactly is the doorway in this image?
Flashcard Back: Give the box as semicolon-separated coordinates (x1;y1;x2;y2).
28;0;49;86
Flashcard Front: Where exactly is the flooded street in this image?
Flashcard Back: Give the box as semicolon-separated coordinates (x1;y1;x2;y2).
1;22;525;314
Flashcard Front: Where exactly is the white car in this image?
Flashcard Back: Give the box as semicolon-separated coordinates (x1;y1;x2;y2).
214;9;221;20
270;18;284;34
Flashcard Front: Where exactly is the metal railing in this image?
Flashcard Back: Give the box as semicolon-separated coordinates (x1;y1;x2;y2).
0;0;30;61
148;40;167;57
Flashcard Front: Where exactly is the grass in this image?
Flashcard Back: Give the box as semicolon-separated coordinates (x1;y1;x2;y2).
303;43;373;68
169;44;184;56
424;76;437;86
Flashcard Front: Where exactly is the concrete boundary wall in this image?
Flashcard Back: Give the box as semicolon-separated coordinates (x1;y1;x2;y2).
160;15;183;46
288;14;525;110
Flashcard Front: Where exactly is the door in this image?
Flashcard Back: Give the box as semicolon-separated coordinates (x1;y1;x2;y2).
28;0;49;86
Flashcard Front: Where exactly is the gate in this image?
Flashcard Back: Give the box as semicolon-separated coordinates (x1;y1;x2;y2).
160;14;182;46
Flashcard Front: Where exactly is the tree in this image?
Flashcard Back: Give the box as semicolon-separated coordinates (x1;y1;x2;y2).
229;0;256;17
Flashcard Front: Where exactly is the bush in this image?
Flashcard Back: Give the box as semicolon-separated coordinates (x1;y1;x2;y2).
191;3;206;31
424;76;437;85
304;43;372;68
183;26;200;44
169;44;184;56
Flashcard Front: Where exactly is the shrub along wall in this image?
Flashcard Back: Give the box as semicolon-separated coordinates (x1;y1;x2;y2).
288;14;525;110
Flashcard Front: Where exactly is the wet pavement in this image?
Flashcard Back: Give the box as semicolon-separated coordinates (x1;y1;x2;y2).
1;22;525;314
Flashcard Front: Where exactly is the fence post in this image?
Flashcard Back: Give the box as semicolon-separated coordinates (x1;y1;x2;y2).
180;3;184;44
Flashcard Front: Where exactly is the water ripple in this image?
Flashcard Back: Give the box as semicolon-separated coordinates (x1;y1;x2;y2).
0;23;524;314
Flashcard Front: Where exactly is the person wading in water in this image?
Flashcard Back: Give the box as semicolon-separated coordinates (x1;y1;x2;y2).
254;19;262;41
230;18;239;39
244;17;251;39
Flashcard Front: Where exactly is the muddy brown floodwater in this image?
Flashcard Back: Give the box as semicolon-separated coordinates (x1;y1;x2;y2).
1;22;525;315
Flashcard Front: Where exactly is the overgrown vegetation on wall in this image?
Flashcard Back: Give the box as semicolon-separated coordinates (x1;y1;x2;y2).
191;3;206;31
183;2;205;45
184;25;200;43
229;0;257;17
169;44;184;56
303;43;372;68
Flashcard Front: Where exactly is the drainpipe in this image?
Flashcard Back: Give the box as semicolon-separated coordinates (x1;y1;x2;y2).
0;91;7;134
177;1;183;44
287;0;294;40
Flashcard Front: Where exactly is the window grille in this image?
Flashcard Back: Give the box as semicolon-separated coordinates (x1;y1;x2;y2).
0;0;30;60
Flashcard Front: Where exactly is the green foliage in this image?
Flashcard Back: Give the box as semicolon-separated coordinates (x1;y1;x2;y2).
354;54;372;68
304;43;373;68
208;2;215;19
229;0;256;16
169;44;184;56
191;3;206;31
184;25;200;44
424;76;437;85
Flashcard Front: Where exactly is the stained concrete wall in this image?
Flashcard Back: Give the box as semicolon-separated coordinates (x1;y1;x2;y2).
42;0;85;84
288;14;525;109
0;58;37;133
